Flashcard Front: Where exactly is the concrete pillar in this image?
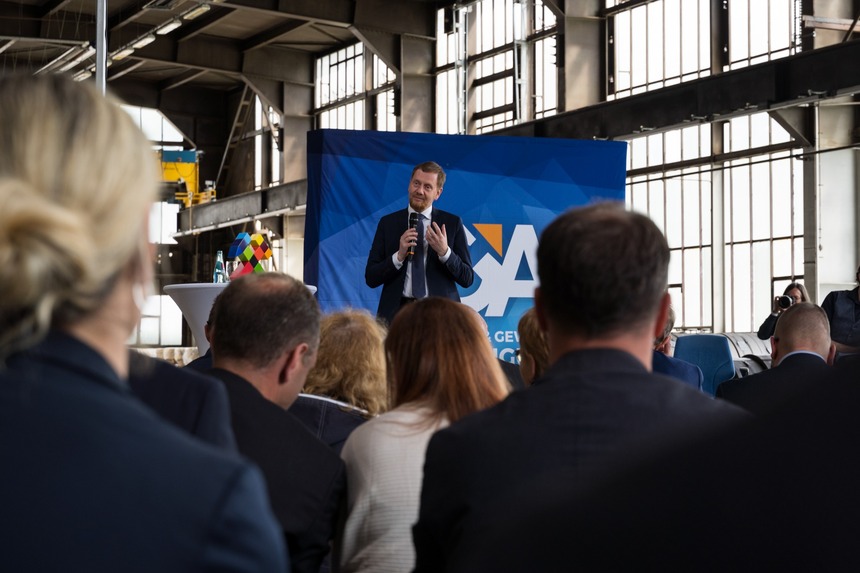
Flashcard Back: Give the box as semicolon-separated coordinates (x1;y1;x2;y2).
562;0;603;111
400;36;435;133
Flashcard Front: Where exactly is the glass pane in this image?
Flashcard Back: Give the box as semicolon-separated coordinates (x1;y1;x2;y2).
752;240;772;325
750;162;771;241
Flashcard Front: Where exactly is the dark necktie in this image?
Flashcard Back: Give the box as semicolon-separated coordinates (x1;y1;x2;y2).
413;215;426;298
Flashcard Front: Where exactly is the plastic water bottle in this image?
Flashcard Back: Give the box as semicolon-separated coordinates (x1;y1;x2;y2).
213;250;226;283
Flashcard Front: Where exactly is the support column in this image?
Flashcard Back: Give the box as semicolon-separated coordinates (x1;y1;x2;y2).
281;80;313;182
400;35;434;133
352;0;437;133
711;121;727;333
562;0;603;111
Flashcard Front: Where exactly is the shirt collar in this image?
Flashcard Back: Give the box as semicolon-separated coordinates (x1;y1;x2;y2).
408;205;433;219
775;350;827;367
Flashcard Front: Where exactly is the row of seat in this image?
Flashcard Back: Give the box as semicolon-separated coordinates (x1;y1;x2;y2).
674;332;771;396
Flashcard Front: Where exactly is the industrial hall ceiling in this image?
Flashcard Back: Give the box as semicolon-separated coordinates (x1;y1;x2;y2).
0;0;449;107
0;0;455;196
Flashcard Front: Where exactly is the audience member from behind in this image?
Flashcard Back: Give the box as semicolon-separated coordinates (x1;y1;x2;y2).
454;359;860;572
516;307;549;386
128;350;237;450
821;265;860;357
209;272;346;573
0;75;285;572
651;306;704;391
291;309;388;454
185;303;216;372
413;203;747;573
464;303;525;390
337;297;509;573
757;282;809;340
717;302;834;415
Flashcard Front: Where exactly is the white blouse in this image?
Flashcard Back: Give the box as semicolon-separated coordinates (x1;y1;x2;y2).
338;404;448;573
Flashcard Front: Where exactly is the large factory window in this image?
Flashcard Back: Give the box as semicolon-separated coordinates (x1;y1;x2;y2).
314;43;396;131
435;0;559;134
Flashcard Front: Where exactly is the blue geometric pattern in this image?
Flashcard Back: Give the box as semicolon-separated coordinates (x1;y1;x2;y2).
305;129;626;359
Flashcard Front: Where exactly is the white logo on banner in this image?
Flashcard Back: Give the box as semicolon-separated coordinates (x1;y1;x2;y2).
461;224;539;317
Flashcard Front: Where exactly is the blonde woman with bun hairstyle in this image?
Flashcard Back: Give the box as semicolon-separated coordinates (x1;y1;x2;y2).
0;75;285;572
337;297;509;573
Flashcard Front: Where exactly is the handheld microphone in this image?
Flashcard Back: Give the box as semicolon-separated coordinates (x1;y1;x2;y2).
407;212;419;260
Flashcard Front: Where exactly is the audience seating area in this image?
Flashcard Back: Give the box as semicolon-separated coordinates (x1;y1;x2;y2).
674;332;772;395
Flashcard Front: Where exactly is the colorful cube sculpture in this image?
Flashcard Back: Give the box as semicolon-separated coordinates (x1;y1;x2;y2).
227;232;272;279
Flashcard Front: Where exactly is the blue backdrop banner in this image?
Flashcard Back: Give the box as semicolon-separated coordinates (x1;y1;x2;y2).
305;129;627;362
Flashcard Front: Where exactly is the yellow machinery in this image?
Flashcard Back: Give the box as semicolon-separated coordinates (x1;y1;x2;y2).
160;150;216;207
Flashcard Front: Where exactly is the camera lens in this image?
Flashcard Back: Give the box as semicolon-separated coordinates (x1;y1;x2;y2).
777;295;793;309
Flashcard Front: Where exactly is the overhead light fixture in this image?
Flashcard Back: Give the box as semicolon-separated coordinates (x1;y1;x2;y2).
113;47;135;61
72;69;92;81
183;3;211;20
57;45;96;73
143;0;183;9
132;34;156;49
156;19;182;35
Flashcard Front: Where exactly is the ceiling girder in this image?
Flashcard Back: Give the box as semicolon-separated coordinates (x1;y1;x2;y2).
497;40;860;141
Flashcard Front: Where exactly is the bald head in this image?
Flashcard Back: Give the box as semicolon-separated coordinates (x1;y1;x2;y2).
772;302;833;364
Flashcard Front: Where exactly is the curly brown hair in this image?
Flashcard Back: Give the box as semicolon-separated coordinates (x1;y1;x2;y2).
304;309;388;416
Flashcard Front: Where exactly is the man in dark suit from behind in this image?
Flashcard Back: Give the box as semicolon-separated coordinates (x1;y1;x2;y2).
652;305;704;391
413;203;748;573
128;351;236;451
717;302;834;415
209;272;346;573
185;303;215;372
365;161;474;325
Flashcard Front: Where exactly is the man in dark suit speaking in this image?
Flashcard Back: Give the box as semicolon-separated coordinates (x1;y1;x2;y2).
365;161;474;324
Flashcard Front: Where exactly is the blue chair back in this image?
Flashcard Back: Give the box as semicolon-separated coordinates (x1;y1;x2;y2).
673;334;736;396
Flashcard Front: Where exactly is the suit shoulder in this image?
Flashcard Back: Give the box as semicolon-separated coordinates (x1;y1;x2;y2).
379;209;408;223
430;391;527;448
433;208;462;223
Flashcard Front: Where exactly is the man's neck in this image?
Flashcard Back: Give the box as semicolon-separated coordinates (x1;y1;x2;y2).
409;204;433;218
215;359;280;403
774;348;826;367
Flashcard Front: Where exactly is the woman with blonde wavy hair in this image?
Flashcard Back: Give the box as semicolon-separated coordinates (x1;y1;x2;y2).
0;75;283;571
337;297;509;573
291;309;388;453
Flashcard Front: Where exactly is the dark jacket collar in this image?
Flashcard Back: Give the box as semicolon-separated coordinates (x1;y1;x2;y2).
11;330;128;391
532;348;649;387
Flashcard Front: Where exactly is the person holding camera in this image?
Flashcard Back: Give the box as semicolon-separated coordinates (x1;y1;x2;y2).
757;282;810;340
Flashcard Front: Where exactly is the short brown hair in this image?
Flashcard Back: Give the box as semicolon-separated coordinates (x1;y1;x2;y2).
537;202;669;338
411;161;446;189
304;309;388;416
386;297;508;422
211;273;320;368
517;308;549;379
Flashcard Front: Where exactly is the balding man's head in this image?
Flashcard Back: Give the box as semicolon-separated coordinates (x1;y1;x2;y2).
773;302;834;365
